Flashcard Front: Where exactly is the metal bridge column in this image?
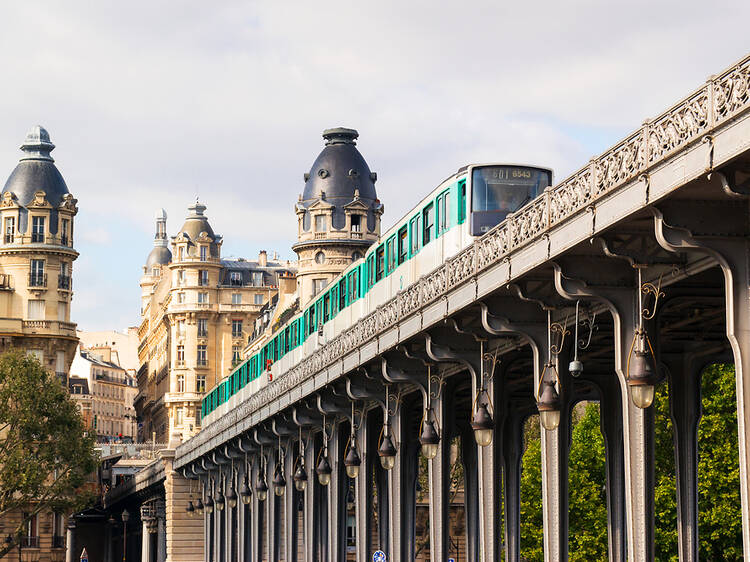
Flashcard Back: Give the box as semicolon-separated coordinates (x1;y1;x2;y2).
501;402;525;562
284;442;298;562
303;434;317;562
554;266;655;561
355;409;375;562
428;390;450;562
652;203;750;559
387;404;406;562
663;353;705;562
327;422;347;562
460;423;480;562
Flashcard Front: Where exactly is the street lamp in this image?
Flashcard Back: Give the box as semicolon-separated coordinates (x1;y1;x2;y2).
344;402;361;479
293;427;308;492
121;509;129;562
536;311;567;431
378;386;397;470
472;342;499;446
316;417;332;486
419;366;441;460
626;268;662;409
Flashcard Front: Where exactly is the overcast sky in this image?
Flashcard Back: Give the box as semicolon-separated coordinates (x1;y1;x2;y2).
0;1;748;331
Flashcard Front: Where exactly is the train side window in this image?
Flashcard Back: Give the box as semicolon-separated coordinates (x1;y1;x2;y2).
409;214;421;256
386;236;396;274
458;180;467;224
339;278;347;309
323;292;330;322
367;255;375;288
375;245;385;281
397;226;408;264
423;203;435;245
437;190;450;235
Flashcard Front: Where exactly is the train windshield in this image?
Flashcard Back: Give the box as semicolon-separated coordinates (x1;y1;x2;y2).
472;166;551;212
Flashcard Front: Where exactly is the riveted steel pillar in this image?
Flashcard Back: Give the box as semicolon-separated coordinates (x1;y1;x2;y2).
303;434;317;562
663;354;703;562
428;389;450;562
382;392;419;562
285;442;298;562
476;370;501;562
502;404;525;562
594;373;626;562
460;424;480;562
541;353;571;562
250;459;261;562
328;423;347;562
355;409;375;562
266;453;281;561
554;266;655;561
653;203;750;558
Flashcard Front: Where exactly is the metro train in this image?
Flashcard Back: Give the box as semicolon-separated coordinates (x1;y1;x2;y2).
201;163;553;426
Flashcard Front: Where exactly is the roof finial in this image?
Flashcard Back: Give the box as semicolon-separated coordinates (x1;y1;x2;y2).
19;125;55;162
322;127;358;146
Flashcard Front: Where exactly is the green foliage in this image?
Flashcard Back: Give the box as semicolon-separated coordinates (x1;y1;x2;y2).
519;364;742;561
520;423;543;561
0;350;97;553
568;404;608;560
697;364;741;560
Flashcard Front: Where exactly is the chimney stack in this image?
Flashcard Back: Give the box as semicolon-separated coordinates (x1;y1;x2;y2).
258;250;267;267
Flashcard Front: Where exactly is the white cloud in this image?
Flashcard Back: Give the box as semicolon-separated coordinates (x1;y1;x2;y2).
0;0;747;329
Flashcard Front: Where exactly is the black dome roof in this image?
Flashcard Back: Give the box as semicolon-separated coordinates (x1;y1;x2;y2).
1;126;70;208
301;128;377;206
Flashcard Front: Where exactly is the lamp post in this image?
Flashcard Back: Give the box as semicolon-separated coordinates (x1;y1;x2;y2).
121;509;129;562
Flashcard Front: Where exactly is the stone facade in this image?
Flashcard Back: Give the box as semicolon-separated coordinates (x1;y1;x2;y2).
137;203;294;444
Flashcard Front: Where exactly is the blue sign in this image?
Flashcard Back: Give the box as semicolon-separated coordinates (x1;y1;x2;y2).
449;558;455;562
373;550;386;562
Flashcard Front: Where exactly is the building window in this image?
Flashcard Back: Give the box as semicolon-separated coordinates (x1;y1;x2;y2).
31;216;45;243
352;251;362;262
254;294;263;305
198;292;208;304
196;375;206;393
231;293;241;305
232;345;241;365
315;215;326;232
61;218;70;246
177;292;185;304
29;259;45;287
197;318;208;337
4;216;15;244
200;246;208;261
232;320;243;338
177;319;185;336
315;251;325;264
27;300;45;321
351;214;361;233
198;270;208;286
22;513;38;548
178;247;184;261
57;301;68;321
229;271;243;287
252;272;263;286
197;345;207;367
176;375;185;393
178;270;185;285
176;345;185;365
175;407;183;426
312;278;327;297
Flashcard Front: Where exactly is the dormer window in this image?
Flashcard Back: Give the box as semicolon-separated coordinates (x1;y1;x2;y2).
32;216;45;243
315;215;326;232
229;271;242;286
178;247;184;261
351;215;361;233
200;246;208;261
152;267;160;277
4;217;14;244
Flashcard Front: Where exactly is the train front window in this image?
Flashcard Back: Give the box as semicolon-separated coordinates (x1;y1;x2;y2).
472;166;550;213
469;166;551;236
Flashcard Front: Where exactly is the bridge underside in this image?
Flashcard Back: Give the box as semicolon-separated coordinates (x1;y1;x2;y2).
175;58;750;562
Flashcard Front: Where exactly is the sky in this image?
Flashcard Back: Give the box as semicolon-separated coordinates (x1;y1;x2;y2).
0;1;748;331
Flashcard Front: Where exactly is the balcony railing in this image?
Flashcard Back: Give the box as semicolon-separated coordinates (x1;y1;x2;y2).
196;359;208;367
4;234;14;244
52;535;65;548
28;272;47;287
31;233;44;243
21;536;39;548
351;231;363;239
58;275;71;290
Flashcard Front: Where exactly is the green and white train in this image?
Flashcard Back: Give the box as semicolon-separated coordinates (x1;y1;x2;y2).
201;163;553;425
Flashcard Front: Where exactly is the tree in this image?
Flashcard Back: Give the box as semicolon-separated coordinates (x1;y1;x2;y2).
0;350;97;557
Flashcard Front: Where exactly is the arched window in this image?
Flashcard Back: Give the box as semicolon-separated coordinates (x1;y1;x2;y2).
352;252;362;262
315;251;325;264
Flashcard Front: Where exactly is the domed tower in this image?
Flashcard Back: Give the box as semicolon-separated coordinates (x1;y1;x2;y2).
0;126;79;382
140;209;172;315
293;128;383;305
